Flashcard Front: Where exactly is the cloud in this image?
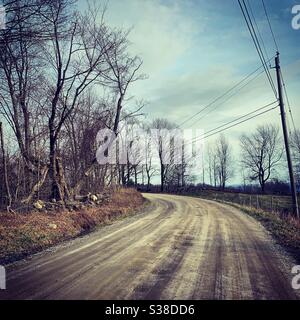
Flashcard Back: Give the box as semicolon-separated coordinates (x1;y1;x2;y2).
106;0;197;76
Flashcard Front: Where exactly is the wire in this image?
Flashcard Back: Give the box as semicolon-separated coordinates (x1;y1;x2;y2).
172;102;279;156
193;101;278;139
261;0;279;52
171;105;279;161
238;0;277;98
241;0;275;90
192;104;279;144
178;57;273;128
247;0;270;62
280;69;297;133
188;69;265;127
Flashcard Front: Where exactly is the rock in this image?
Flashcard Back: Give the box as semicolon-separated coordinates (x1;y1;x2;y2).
90;195;98;202
33;200;45;210
48;223;57;229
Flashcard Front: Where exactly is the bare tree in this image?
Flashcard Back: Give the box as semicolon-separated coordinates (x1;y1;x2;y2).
151;119;176;192
206;145;213;186
206;143;220;188
215;134;233;190
39;1;116;201
174;143;194;190
139;126;157;191
240;124;282;193
119;119;143;186
101;31;147;135
0;0;51;202
70;28;145;196
62;89;111;192
1;0;52;43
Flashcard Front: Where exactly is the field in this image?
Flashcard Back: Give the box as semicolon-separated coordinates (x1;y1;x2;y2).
184;189;299;217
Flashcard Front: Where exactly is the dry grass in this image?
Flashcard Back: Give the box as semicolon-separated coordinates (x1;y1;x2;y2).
230;204;300;263
0;188;145;265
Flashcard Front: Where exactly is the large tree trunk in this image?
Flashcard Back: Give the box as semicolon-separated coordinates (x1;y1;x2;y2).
134;166;138;186
261;181;265;194
49;135;61;201
121;165;126;185
147;176;151;191
48;132;68;202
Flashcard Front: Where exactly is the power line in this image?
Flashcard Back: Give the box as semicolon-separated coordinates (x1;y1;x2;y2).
178;67;261;127
238;0;277;97
247;0;270;62
239;0;277;96
178;57;273;128
194;101;278;139
187;101;279;162
261;0;279;52
240;0;275;90
280;69;297;133
192;103;279;144
171;102;279;155
188;69;265;127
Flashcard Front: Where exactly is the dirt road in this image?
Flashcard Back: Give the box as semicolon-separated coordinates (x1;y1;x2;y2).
0;194;299;300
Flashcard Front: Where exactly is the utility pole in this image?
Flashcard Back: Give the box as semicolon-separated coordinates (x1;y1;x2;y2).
275;52;299;218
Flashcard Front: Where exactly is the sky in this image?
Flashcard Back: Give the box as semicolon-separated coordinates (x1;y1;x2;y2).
80;0;300;184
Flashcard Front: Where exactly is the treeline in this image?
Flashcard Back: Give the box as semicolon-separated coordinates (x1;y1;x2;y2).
137;125;300;196
138;180;292;196
205;125;300;194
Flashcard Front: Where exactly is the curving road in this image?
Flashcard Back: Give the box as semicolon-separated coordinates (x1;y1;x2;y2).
0;193;299;300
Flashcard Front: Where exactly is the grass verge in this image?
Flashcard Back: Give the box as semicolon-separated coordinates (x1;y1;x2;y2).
0;188;146;265
176;190;300;263
223;202;300;264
